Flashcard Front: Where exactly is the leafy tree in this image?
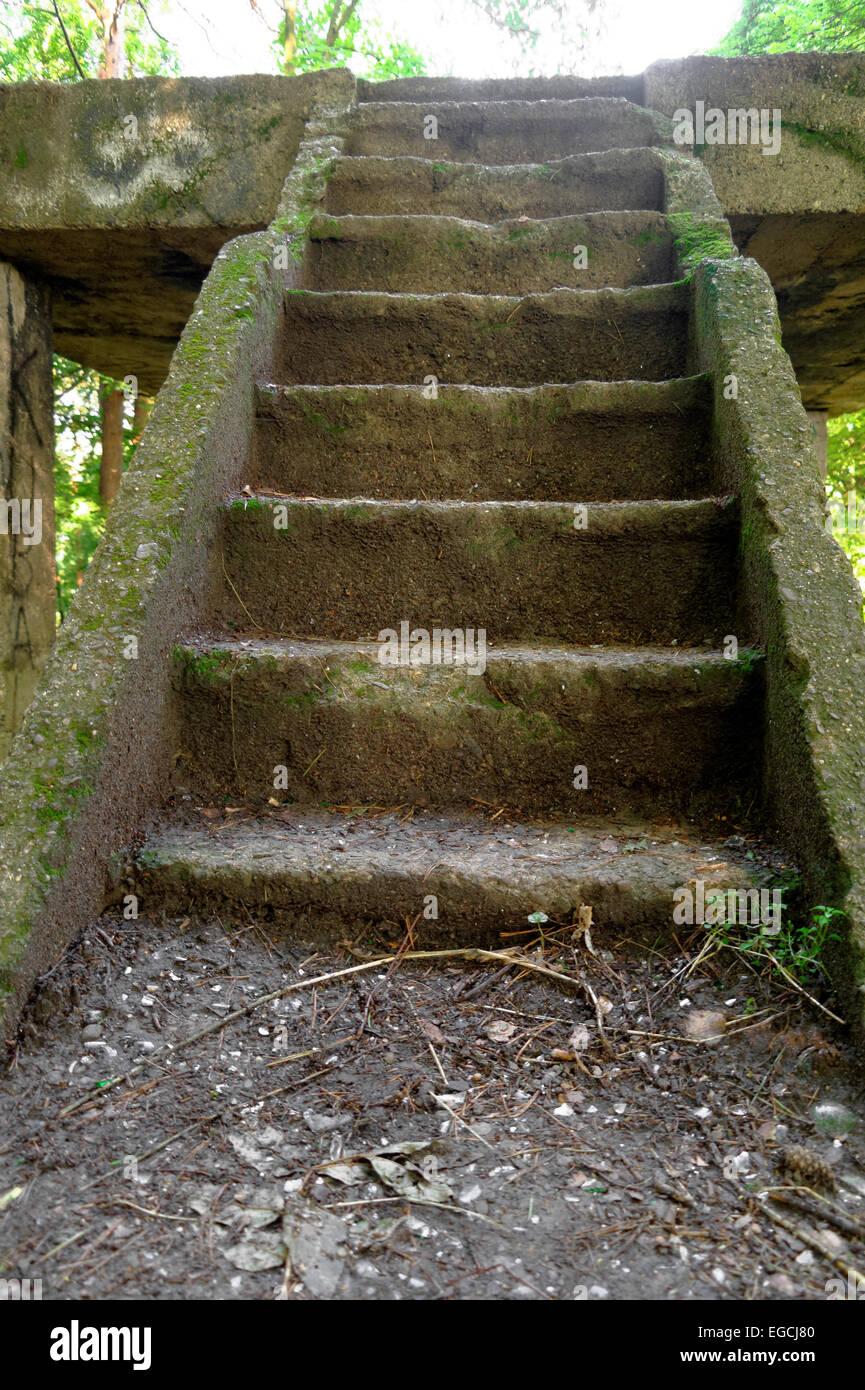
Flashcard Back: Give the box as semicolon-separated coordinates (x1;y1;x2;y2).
827;414;865;584
273;0;426;79
715;0;865;54
0;1;178;81
468;0;600;48
467;0;606;74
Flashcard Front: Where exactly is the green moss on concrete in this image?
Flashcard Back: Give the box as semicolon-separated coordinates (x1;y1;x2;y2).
174;647;235;684
782;121;865;173
668;210;736;273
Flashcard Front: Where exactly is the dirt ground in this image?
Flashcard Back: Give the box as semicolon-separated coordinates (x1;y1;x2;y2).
1;875;864;1302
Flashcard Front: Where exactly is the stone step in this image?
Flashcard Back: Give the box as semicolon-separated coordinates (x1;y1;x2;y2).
324;152;666;220
249;378;712;502
345;99;672;163
302;211;674;295
135;811;766;939
218;495;737;645
357;75;646;104
278;285;690;385
171;638;760;818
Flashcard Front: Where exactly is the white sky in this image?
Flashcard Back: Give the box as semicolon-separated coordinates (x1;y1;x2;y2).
159;0;745;80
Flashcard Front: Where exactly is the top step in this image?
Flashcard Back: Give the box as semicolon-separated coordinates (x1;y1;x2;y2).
357;75;645;104
345;99;673;164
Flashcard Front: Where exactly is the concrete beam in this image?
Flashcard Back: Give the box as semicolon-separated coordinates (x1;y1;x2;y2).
645;54;865;414
0;69;351;391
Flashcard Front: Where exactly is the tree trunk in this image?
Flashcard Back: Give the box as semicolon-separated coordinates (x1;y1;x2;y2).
99;387;124;505
97;0;126;79
283;0;297;73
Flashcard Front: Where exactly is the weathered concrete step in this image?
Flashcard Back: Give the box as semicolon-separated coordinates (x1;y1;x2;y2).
302;212;674;295
345;99;672;163
357;75;646;104
171;639;761;818
278;285;690;385
249;379;712;502
135;811;766;939
218;496;737;645
324;151;666;219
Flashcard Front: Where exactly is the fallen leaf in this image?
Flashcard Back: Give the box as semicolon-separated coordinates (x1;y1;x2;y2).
320;1162;365;1186
683;1010;727;1042
419;1019;447;1047
228;1126;291;1176
284;1209;347;1297
224;1233;286;1271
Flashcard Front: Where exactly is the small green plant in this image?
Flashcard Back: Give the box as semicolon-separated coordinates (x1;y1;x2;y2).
707;896;843;985
736;647;763;673
772;906;843;980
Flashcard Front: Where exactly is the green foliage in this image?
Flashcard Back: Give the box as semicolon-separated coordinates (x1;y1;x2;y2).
705;887;844;986
53;357;103;623
0;1;178;81
715;0;865;54
469;0;595;44
54;356;143;621
827;411;865;586
274;1;426;79
467;0;605;74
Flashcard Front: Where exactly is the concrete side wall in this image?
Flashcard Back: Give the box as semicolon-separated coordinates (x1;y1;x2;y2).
694;255;865;1033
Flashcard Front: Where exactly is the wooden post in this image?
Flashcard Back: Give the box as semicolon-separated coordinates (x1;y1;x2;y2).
0;262;56;760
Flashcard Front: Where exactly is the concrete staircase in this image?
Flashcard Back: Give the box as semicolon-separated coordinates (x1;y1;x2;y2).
134;89;768;939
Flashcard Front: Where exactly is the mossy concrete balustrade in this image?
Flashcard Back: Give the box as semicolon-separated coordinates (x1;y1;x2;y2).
0;73;355;1038
693;253;865;1027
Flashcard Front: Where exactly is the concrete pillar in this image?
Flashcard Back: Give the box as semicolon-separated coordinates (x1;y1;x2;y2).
807;410;828;479
0;263;55;761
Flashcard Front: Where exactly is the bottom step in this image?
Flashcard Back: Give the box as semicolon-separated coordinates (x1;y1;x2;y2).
133;811;773;943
